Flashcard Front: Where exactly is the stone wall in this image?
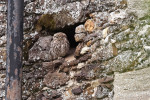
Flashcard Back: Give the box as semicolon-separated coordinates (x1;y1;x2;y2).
0;0;7;70
0;0;7;98
0;0;150;100
0;0;6;36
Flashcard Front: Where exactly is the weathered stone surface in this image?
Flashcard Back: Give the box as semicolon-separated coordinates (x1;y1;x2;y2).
24;0;119;31
99;76;114;84
127;0;150;18
19;0;125;33
1;0;150;99
78;53;91;62
54;97;63;100
90;43;114;62
75;25;86;34
44;59;64;67
29;36;52;62
84;19;95;33
80;46;90;55
114;67;150;100
22;63;50;99
74;33;86;42
74;43;84;57
0;1;7;37
44;72;69;89
0;48;6;70
75;0;150;73
72;86;83;95
0;0;125;34
0;36;6;46
59;60;79;72
0;74;5;99
26;90;62;100
94;86;111;99
75;64;103;81
42;59;64;72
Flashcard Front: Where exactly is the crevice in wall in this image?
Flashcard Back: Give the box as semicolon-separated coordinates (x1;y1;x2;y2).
55;22;84;48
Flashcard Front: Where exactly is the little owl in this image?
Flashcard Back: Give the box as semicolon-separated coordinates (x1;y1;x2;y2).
49;32;70;60
28;32;69;62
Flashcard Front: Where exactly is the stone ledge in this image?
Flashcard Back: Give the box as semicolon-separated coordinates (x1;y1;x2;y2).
114;67;150;100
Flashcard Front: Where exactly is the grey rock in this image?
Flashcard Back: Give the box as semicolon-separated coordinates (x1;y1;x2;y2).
75;64;102;81
74;43;84;57
74;33;86;42
75;25;86;34
90;43;114;62
144;45;150;54
44;72;69;89
114;67;150;100
28;36;52;62
127;0;150;18
95;86;110;99
0;74;5;98
24;0;119;31
72;86;83;95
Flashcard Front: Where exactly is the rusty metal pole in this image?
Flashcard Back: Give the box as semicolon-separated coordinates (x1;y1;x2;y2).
6;0;24;99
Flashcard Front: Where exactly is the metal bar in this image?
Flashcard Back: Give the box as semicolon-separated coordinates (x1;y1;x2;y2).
6;0;24;99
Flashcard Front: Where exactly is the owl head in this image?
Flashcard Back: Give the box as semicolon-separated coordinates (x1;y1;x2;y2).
53;32;67;40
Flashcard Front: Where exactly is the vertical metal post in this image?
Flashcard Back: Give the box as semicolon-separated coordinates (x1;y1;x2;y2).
6;0;24;100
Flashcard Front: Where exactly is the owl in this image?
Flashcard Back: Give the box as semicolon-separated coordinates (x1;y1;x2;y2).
49;32;70;60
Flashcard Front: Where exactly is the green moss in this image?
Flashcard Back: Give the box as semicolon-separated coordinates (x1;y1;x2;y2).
120;56;139;73
120;67;133;73
36;14;56;31
118;61;135;73
139;15;150;27
139;15;150;20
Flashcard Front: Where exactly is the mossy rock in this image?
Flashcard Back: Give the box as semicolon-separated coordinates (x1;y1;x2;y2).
35;14;56;31
35;10;74;32
127;0;150;18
